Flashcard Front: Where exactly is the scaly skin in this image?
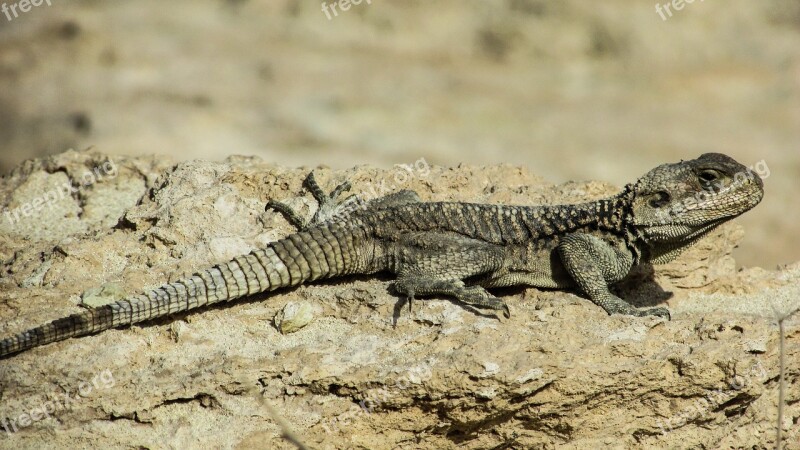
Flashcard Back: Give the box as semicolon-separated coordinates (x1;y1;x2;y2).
0;153;763;358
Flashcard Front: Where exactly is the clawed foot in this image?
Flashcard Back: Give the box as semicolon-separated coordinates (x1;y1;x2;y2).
397;293;510;319
598;294;671;320
393;279;510;319
458;285;511;318
608;304;671;320
635;306;671;320
266;172;363;229
487;297;511;319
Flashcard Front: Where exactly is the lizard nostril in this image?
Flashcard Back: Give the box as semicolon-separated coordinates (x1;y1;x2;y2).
648;191;671;208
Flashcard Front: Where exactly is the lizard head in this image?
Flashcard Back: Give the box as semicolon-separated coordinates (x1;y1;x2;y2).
628;153;764;259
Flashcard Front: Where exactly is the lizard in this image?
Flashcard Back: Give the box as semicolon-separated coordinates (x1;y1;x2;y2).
0;153;764;358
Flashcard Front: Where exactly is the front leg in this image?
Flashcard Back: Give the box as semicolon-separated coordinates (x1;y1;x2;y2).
558;233;670;319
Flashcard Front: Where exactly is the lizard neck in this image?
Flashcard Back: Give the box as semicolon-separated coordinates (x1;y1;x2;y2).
519;186;633;235
527;183;643;264
616;183;648;265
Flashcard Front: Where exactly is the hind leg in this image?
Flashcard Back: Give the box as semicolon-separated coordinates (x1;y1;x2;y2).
267;172;421;229
390;232;510;317
394;278;509;317
266;172;358;229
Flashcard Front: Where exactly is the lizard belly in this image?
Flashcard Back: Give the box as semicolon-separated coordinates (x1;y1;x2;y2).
483;245;574;289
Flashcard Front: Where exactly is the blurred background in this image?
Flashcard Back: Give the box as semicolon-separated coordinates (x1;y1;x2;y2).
0;0;797;267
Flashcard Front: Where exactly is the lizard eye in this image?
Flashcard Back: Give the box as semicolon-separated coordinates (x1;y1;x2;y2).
648;191;671;208
698;169;722;183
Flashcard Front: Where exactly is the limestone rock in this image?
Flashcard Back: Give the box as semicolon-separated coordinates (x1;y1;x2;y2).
274;302;318;334
0;150;797;449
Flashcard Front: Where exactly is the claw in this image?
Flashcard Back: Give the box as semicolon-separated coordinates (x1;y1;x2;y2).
303;172;327;204
630;306;671;320
647;307;671;320
475;296;511;319
265;200;307;229
265;199;279;212
404;289;415;314
490;299;510;319
330;181;352;200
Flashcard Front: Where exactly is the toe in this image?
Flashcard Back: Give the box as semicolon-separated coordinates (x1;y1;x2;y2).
646;307;671;320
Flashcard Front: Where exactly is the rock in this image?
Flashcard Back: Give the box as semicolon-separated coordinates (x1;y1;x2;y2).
0;150;797;449
274;302;317;334
81;282;126;308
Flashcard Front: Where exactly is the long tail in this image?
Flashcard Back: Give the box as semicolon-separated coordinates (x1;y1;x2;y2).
0;224;370;358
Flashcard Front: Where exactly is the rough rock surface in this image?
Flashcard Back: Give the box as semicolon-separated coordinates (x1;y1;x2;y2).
0;149;798;449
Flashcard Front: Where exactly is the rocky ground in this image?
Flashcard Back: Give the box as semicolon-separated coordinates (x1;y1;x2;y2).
0;150;797;449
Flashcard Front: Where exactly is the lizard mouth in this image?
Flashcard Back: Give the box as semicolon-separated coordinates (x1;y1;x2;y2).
641;217;729;244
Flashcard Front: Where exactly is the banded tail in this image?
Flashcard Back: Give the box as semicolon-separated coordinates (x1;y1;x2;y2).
0;224;371;358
